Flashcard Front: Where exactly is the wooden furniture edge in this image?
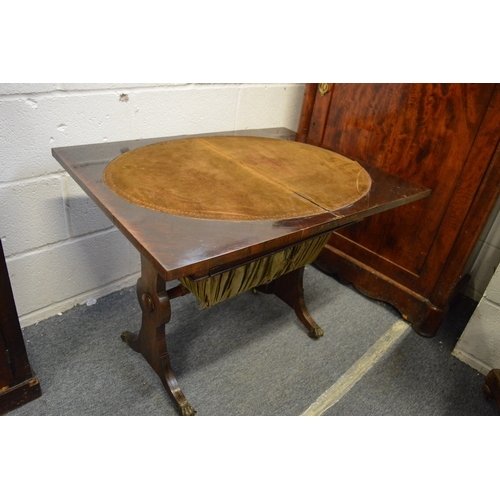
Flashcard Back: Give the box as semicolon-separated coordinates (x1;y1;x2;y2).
0;240;42;415
428;91;500;306
0;375;41;416
300;83;500;336
314;244;455;337
315;100;500;337
483;369;500;414
296;84;318;142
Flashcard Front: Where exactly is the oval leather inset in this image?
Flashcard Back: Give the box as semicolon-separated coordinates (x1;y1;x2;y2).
103;136;371;221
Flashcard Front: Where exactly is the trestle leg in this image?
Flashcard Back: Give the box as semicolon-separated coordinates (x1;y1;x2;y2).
257;267;324;339
121;255;196;416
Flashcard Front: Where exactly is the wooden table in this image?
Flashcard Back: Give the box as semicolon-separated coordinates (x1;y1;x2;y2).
52;128;430;415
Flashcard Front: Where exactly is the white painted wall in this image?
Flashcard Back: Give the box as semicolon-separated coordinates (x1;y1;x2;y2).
463;196;500;302
0;83;305;327
453;261;500;374
453;197;500;373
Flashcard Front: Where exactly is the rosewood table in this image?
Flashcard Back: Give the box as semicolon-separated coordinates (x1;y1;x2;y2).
52;127;430;415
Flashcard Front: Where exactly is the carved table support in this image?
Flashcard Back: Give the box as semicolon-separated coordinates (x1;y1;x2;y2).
121;255;196;416
257;267;324;339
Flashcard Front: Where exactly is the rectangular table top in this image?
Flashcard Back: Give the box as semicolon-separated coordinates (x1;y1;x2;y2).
52;128;431;282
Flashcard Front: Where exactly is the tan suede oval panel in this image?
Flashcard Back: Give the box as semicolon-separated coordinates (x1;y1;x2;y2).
103;136;371;221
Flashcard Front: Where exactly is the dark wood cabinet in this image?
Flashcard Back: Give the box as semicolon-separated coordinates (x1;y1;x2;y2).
0;240;41;414
297;83;500;336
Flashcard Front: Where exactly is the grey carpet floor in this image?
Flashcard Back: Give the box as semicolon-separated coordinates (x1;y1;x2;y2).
8;265;498;416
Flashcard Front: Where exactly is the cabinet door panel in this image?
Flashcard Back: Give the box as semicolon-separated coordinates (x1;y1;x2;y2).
311;84;496;287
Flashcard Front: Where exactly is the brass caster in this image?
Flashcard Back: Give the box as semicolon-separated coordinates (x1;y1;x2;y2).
180;401;197;416
308;326;324;339
120;331;132;342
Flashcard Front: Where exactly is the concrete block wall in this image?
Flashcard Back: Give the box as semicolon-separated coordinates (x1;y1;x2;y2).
453;200;500;373
453;262;500;374
463;196;500;302
0;83;305;327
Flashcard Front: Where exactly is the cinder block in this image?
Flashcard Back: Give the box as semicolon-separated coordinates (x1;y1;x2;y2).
57;83;181;92
455;298;500;371
0;177;68;257
481;200;500;250
0;91;132;182
63;175;114;237
1;84;303;183
6;229;133;317
0;83;59;95
484;266;500;306
235;84;304;131
129;85;240;138
467;242;500;301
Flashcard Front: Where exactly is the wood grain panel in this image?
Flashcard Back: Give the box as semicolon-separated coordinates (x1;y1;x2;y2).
317;84;495;281
298;83;500;336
